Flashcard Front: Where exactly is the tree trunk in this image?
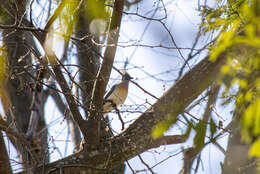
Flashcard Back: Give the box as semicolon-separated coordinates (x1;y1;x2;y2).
222;119;257;174
0;131;12;174
1;0;48;168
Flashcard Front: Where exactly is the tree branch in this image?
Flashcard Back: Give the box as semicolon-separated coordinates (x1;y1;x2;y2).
43;0;69;32
49;87;81;151
0;117;40;164
182;84;220;174
86;0;125;147
44;52;86;138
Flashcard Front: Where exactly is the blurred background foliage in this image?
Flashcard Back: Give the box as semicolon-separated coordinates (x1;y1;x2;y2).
152;0;260;165
200;0;260;161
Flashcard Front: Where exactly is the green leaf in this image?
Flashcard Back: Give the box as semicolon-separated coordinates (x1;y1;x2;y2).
184;122;193;138
209;118;217;139
241;98;260;142
249;138;260;157
210;19;240;61
152;115;177;138
152;122;169;138
194;121;206;149
85;0;107;20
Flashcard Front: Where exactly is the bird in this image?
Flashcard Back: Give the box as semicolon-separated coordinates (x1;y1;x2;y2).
103;72;132;113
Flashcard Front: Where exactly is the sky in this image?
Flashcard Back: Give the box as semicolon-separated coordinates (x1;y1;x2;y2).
0;0;235;173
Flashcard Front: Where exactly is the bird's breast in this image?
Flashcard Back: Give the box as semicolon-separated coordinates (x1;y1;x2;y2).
107;82;129;105
103;81;129;113
109;87;127;105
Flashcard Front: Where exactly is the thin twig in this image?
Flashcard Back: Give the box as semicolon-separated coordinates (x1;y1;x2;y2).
137;154;156;174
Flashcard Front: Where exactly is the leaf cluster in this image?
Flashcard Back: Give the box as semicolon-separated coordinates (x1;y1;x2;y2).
205;0;260;159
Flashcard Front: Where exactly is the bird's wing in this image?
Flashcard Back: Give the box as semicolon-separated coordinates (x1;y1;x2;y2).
104;84;117;100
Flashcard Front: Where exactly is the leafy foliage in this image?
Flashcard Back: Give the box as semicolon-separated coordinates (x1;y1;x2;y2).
152;113;178;138
206;0;260;160
153;0;260;167
209;117;217;141
58;1;79;42
194;120;206;149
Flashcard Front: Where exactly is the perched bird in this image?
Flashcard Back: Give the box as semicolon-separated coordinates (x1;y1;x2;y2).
103;72;132;113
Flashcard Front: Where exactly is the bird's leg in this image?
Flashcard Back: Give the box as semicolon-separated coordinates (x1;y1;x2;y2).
114;107;124;130
103;100;125;130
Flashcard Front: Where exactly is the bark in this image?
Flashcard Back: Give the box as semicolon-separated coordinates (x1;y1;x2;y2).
222;119;257;174
74;1;101;150
0;131;12;174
